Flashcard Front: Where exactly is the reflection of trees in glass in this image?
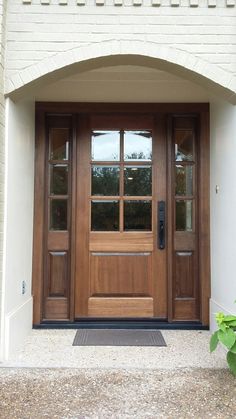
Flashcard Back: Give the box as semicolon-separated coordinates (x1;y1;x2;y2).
124;167;151;196
124;131;152;161
50;129;69;160
91;201;119;231
124;201;151;231
176;200;192;231
175;131;193;162
51;165;68;195
125;151;152;160
175;166;192;196
50;199;67;230
92;167;119;196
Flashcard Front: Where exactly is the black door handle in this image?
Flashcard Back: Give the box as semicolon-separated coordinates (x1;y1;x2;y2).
158;201;165;250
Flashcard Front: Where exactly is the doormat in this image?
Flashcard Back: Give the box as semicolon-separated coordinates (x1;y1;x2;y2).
72;329;167;347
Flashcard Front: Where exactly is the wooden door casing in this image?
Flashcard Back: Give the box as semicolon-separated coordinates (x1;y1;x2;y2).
32;103;210;325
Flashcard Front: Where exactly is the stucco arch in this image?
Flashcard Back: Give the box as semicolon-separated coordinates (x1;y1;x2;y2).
6;40;236;103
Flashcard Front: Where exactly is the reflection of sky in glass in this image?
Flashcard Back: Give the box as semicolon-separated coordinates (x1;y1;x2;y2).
92;131;120;161
124;131;152;161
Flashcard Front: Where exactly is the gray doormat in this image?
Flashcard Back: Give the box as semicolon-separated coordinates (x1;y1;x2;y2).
72;329;166;347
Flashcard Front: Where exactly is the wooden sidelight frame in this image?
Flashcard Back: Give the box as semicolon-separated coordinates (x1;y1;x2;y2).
32;103;210;326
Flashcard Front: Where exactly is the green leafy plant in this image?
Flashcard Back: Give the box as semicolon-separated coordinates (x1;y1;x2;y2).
210;302;236;376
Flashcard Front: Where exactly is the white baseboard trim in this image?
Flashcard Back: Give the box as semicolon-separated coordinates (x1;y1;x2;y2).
4;297;33;360
210;298;236;332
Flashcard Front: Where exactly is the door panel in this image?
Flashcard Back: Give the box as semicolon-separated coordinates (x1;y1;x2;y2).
75;114;167;318
88;297;153;317
90;253;152;296
33;104;209;325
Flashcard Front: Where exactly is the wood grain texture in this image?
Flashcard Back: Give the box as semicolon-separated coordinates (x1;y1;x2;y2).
89;232;153;252
74;115;91;317
48;252;68;297
43;298;69;321
32;110;46;324
88;297;154;317
90;253;152;296
199;110;211;326
48;232;69;250
174;252;194;298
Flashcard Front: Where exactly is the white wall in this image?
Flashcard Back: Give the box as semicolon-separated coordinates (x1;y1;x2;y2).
210;100;236;329
0;0;7;362
1;98;35;360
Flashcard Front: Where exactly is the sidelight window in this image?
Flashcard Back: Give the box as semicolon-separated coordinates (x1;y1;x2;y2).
174;125;196;232
48;127;71;231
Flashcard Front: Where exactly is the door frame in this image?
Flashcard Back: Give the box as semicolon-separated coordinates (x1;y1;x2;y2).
33;102;210;326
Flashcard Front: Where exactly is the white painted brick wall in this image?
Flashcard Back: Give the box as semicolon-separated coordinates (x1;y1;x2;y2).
0;0;6;345
5;0;236;94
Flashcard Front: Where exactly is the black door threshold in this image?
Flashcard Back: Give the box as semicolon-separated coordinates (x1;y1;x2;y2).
34;319;208;330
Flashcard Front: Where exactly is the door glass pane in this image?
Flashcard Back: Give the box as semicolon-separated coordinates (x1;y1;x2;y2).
175;165;193;196
50;199;67;231
50;164;68;195
91;166;120;196
91;200;119;231
176;200;193;231
124;131;152;161
91;131;120;161
175;130;193;162
124;200;152;231
124;166;152;196
50;128;69;160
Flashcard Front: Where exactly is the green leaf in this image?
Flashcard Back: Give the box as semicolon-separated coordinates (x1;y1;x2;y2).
219;322;227;332
227;320;236;327
216;312;225;326
230;341;236;354
210;331;219;352
218;328;236;349
223;315;236;322
227;351;236;376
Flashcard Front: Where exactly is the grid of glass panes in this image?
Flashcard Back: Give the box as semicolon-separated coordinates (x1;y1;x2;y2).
48;128;70;231
91;130;153;232
174;128;195;232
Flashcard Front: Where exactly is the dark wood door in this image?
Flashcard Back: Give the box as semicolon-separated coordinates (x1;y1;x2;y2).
75;115;167;318
33;103;210;325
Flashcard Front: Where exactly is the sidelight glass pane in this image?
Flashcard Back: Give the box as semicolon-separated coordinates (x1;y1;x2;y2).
124;131;152;161
50;164;68;195
124;200;152;231
124;166;152;196
50;128;69;160
176;200;193;231
91;200;119;231
50;199;67;231
175;130;194;162
91;131;120;161
175;165;193;196
91;166;120;196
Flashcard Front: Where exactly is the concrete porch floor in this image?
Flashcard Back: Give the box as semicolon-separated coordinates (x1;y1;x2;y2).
1;330;236;418
0;329;227;369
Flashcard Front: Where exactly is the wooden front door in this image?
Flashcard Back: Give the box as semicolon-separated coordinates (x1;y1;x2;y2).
33;103;210;325
75;115;167;318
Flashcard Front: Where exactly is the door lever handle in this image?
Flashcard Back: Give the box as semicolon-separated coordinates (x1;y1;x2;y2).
158;201;165;250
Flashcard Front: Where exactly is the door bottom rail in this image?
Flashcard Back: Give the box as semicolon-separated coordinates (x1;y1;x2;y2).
34;319;209;330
